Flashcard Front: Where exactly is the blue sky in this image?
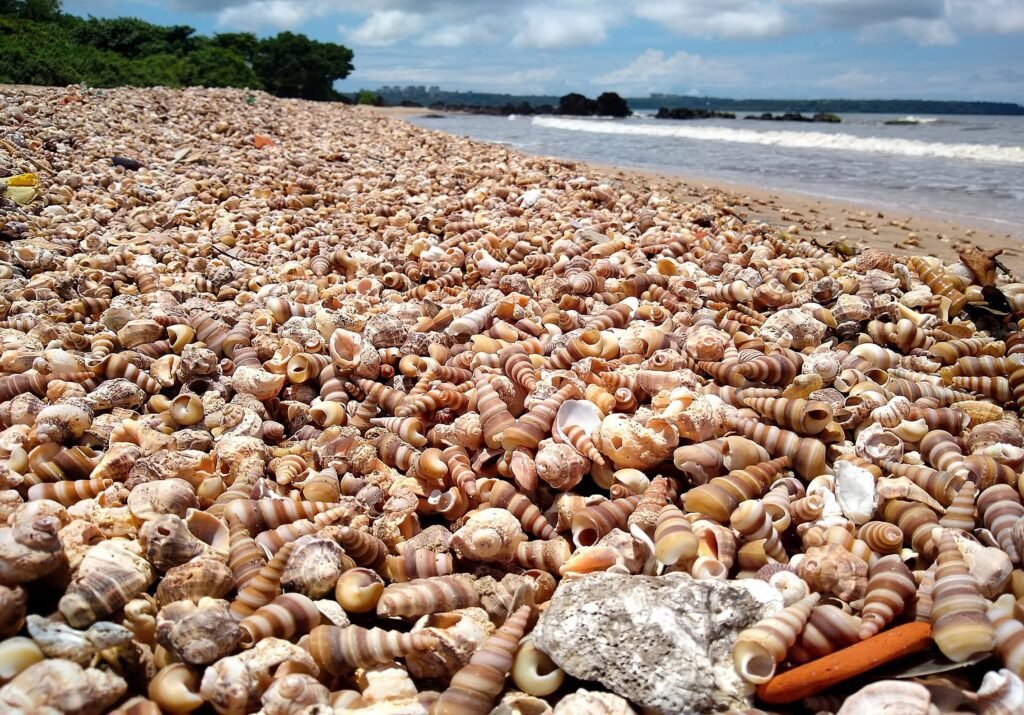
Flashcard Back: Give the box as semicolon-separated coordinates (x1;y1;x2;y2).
65;1;1024;101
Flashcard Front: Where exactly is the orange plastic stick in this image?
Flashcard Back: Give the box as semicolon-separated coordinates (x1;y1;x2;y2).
756;621;933;704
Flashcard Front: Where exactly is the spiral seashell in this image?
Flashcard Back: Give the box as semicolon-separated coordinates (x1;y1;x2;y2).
930;527;996;662
728;416;825;479
977;668;1024;715
514;538;571;574
59;538;154;628
238;592;321;647
139;514;208;571
570;494;640;548
451;508;526;562
535;441;589;492
978;484;1024;565
335;567;385;613
27;478;112;506
472;480;550;540
988;595;1024;680
385;548;454;582
229;540;295;619
733;592;819;684
652;503;697;567
858;554;916;639
227;516;267;590
552;399;604;464
742;397;832;435
223;499;344;536
279;535;349;598
255;504;355;556
476;375;516;450
433;604;532;715
788;604;861;662
502;382;580;452
331;525;388;570
884;499;939;561
309;623;439;674
155;597;241;665
939;481;978;531
683;456;790;523
857;521;904;555
731;500;787;563
377;575;480;618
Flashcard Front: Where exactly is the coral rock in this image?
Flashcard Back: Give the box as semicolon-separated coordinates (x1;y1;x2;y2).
533;571;782;714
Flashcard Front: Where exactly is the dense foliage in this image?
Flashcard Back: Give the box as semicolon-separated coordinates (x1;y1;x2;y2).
0;0;353;100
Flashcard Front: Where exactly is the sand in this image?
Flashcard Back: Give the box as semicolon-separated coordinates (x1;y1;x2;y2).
368;104;1024;279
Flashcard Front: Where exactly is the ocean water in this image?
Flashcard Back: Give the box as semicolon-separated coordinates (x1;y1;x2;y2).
406;111;1024;236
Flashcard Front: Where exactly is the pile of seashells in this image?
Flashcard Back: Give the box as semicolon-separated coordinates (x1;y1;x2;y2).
1;84;1024;714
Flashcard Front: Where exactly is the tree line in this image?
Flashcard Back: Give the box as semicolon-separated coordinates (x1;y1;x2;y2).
0;0;354;100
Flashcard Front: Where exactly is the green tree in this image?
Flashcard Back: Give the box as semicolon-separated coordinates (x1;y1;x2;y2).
212;32;258;63
75;17;196;59
252;31;353;100
356;89;380;105
0;0;62;20
181;45;260;88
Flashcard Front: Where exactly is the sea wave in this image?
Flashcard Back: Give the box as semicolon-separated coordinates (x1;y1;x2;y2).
531;117;1024;165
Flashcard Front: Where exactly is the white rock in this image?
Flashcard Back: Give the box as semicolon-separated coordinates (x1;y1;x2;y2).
835;459;878;525
533;572;782;714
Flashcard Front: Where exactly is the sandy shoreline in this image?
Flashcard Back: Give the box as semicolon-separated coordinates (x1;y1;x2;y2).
368;104;1024;278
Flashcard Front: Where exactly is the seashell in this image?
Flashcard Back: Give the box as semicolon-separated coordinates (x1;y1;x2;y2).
279;535;349;599
733;592;819;683
199;637;318;715
977;668;1024;715
858;554;916;639
433;604;532;714
683;456;790;523
535;440;589;492
836;681;933;715
238;592;321;647
128;478;199;523
477;479;555;540
0;659;127;714
260;673;330;715
377;575;480;619
309;623;439;673
930;527;996;662
788;603;861;662
978;485;1024;565
834;459;878;525
797;543;868;602
742;397;832;435
594;414;678;470
451;508;527;562
155;597;242;665
59;538;155;628
512;635;564;698
139;514;208;571
336;567;385;614
552;399;604;464
156;554;234;606
729;416;825;479
229;540;296;619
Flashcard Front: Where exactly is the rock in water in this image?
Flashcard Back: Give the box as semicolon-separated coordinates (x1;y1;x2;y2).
533;572;783;714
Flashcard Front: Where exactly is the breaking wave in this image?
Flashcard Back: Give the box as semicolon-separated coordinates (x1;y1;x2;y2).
531;116;1024;165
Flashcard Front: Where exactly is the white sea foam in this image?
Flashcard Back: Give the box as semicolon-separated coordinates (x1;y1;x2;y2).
531;116;1024;165
895;115;940;124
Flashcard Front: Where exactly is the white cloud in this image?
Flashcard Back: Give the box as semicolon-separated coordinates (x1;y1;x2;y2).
817;69;886;88
215;0;334;31
594;49;743;93
632;0;793;39
345;10;427;46
512;6;616;48
947;0;1024;34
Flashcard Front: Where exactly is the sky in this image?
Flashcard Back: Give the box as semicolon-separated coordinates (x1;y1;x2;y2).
65;1;1024;101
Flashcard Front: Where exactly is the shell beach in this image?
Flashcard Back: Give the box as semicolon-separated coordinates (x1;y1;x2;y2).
1;84;1024;714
